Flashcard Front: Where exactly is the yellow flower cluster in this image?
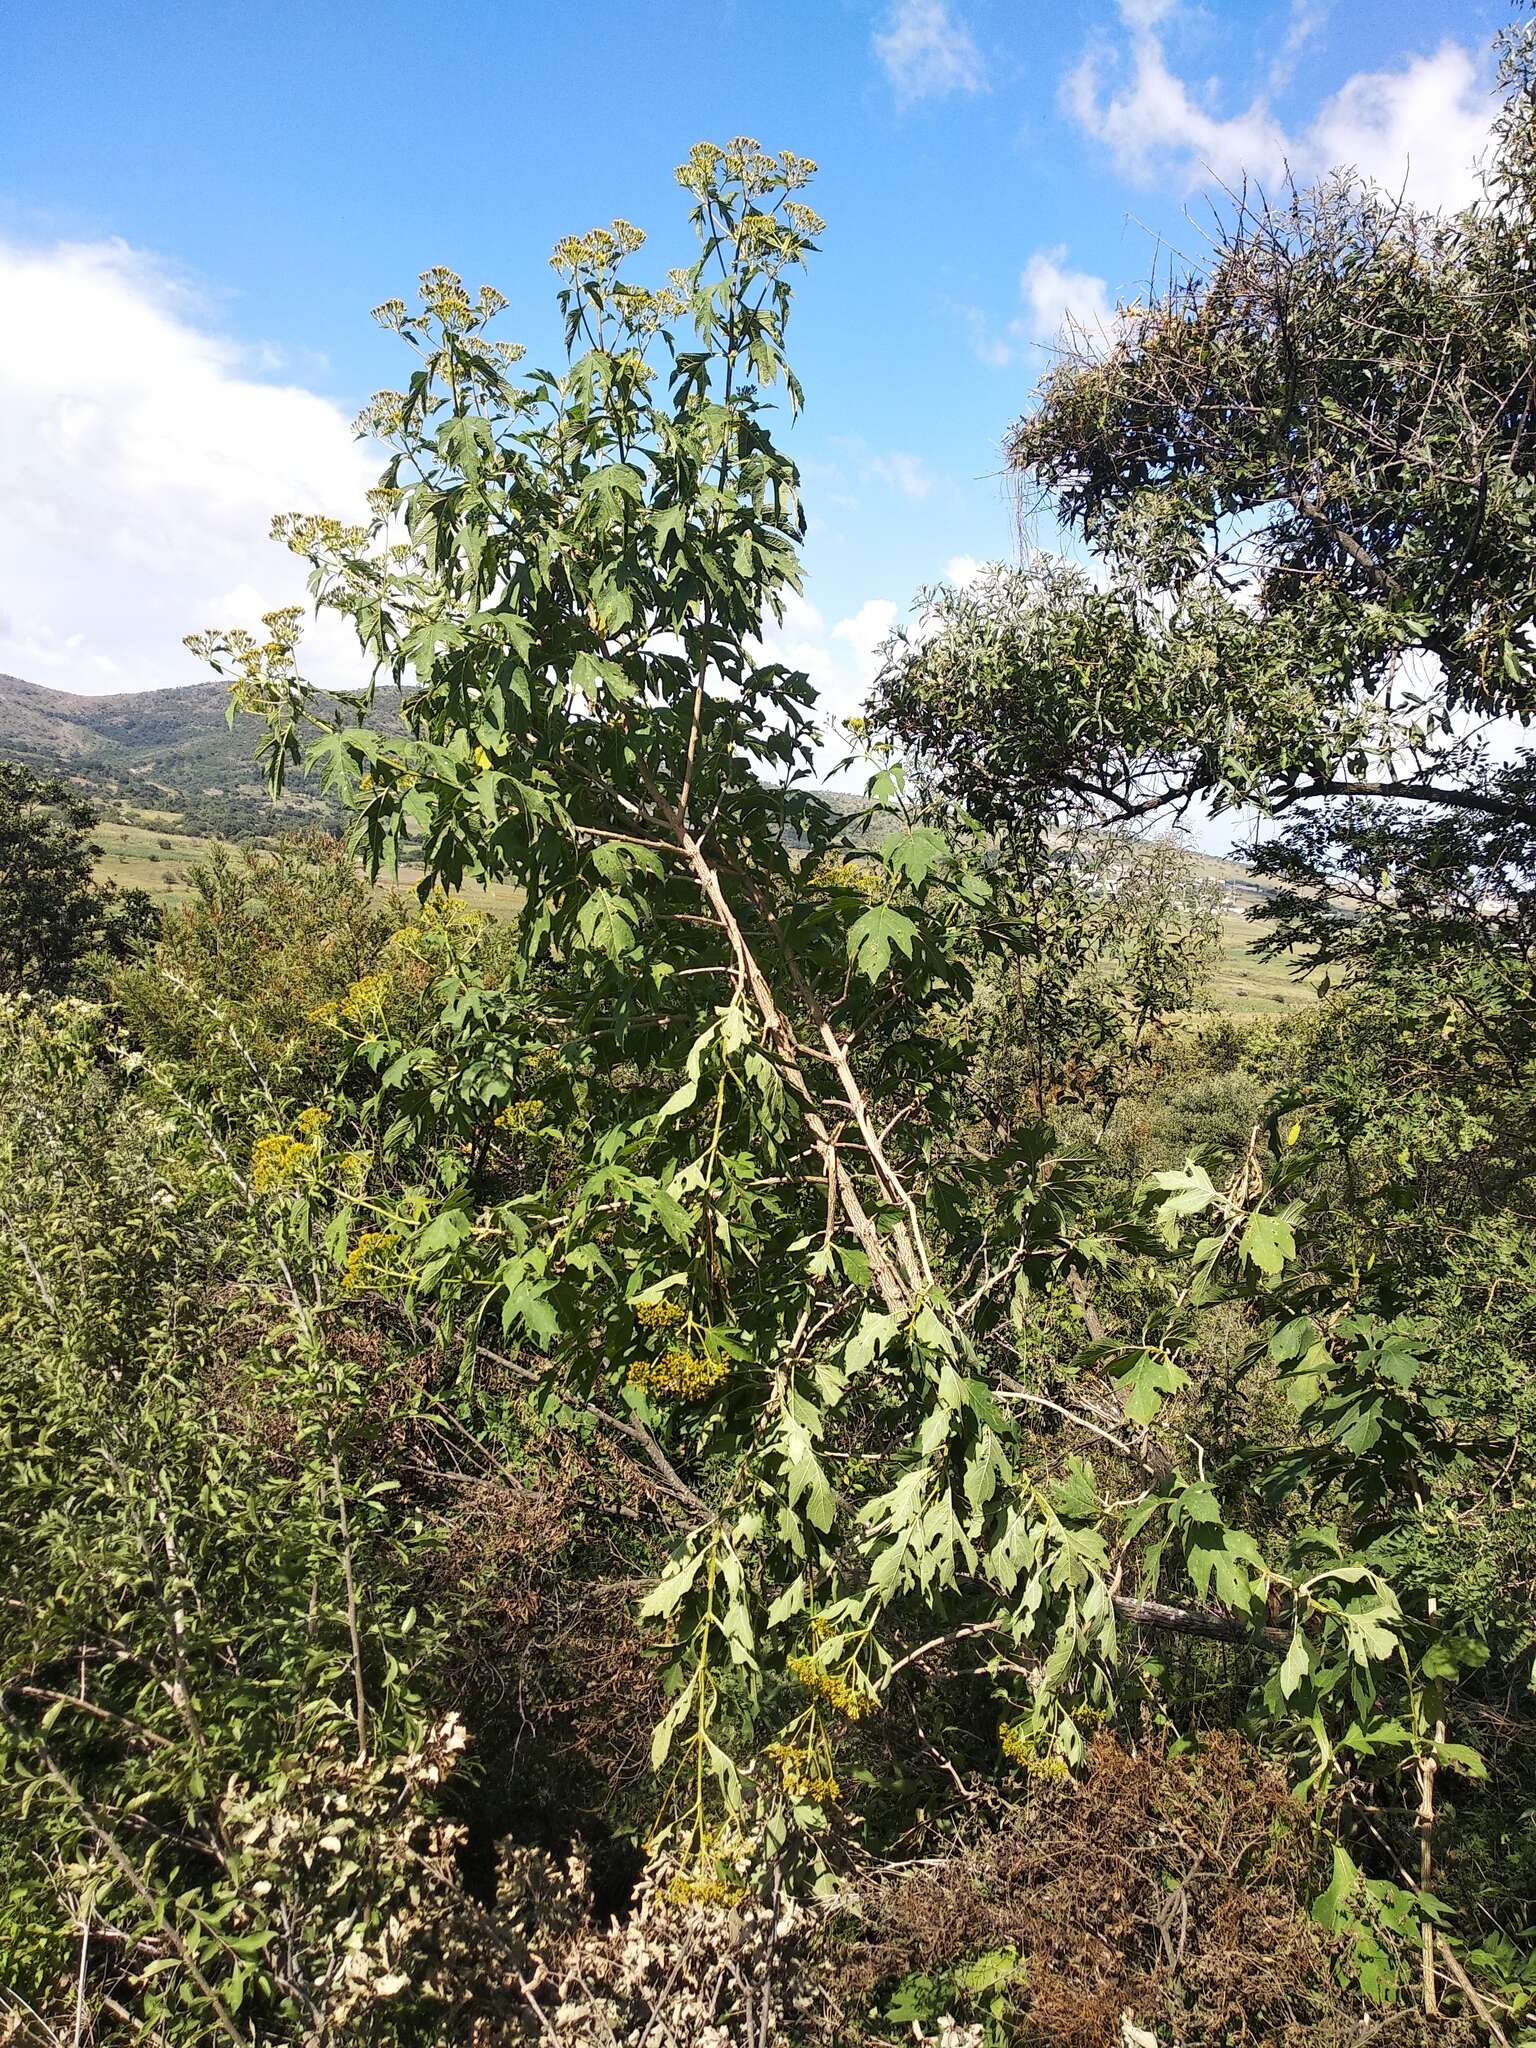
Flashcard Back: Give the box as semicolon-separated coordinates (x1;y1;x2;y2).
610;280;686;332
295;1107;331;1139
662;1869;747;1909
188;606;305;717
786;1655;876;1721
339;1152;371;1191
549;219;647;276
342;1231;397;1294
523;1046;559;1076
418;268;473;325
763;1742;840;1805
807;859;883;901
494;1098;545;1138
338;973;393;1026
784;199;826;238
632;1297;686;1332
270;512;369;558
354;390;407;439
675;139;818;198
998;1722;1072;1781
777;150;818;189
628;1347;727;1400
251;1134;308;1195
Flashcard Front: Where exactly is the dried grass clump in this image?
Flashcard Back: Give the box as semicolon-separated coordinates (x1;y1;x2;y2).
808;1733;1478;2047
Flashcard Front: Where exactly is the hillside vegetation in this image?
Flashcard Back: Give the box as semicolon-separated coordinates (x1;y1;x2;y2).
0;672;383;838
4;672;1308;1007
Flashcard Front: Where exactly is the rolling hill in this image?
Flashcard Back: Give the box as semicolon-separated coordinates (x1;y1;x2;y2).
0;671;354;835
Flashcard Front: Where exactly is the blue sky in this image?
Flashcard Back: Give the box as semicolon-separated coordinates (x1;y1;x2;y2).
0;0;1507;748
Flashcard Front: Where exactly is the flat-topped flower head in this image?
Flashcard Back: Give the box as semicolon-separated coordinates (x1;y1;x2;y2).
632;1296;686;1332
628;1346;727;1400
250;1133;307;1195
342;1231;397;1294
998;1721;1071;1781
662;1868;746;1909
763;1742;840;1804
550;220;646;277
494;1098;545;1138
338;973;393;1026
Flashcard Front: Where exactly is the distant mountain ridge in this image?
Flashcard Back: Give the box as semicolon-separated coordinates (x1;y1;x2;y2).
0;672;365;836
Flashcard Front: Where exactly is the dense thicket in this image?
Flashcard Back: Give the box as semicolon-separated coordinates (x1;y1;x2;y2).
2;38;1534;2048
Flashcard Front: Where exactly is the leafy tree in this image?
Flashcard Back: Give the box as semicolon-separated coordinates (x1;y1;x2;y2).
960;830;1222;1133
873;15;1536;863
182;134;1491;1963
0;759;158;994
114;834;407;1113
863;28;1536;2017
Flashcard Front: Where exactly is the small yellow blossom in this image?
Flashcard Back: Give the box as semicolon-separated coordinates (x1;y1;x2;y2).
295;1107;331;1140
338;973;393;1026
628;1346;727;1400
763;1742;841;1804
354;390;407;439
250;1134;307;1195
662;1869;747;1909
494;1098;545;1138
806;858;883;902
632;1297;686;1332
342;1231;397;1294
339;1152;371;1191
786;1654;877;1721
549;219;646;276
998;1721;1072;1780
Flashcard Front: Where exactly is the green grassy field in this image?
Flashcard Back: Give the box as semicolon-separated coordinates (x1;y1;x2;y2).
1211;913;1320;1014
94;822;525;916
92;820;216;900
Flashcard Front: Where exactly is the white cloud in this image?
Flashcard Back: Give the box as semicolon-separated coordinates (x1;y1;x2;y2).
873;0;986;110
0;236;376;699
1020;247;1116;348
829;437;941;502
965;246;1116;370
833;598;900;684
944;553;986;588
1268;0;1327;93
1063;34;1290;190
758;591;900;778
1309;42;1490;213
1066;4;1492;212
863;450;933;501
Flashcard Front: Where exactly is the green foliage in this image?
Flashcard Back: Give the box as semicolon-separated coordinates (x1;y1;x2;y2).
0;994;455;2044
958;829;1222;1130
873;20;1536;860
115;834;407;1112
0;758;159;995
183;134;1500;1938
0;57;1530;2043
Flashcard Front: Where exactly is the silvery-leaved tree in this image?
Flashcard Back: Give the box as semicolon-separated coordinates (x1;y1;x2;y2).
193;141;1451;1887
